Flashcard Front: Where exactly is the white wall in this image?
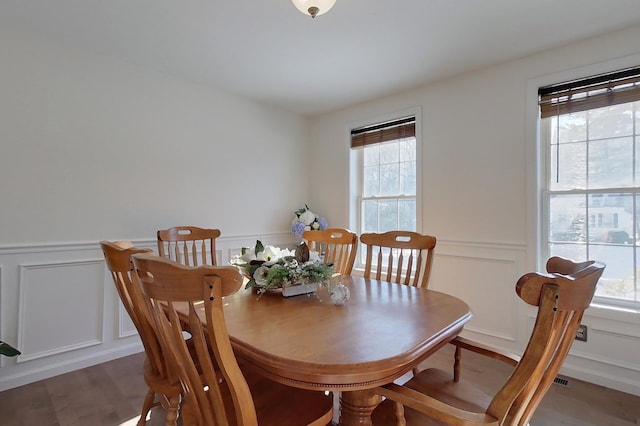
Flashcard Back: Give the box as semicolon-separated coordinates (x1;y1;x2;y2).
3;21;640;397
0;28;308;390
0;28;310;244
309;25;640;396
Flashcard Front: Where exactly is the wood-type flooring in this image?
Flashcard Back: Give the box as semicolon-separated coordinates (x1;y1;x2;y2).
1;345;639;425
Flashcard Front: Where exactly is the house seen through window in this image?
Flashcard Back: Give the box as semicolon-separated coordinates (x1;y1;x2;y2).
539;67;640;307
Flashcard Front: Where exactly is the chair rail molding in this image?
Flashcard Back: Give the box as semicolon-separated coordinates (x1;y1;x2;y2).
1;234;639;397
0;232;295;391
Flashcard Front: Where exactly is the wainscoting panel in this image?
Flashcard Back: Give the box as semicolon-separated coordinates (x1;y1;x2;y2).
567;310;640;395
0;234;293;391
429;241;525;344
576;320;640;370
17;259;105;362
2;236;640;397
523;307;640;396
117;303;137;339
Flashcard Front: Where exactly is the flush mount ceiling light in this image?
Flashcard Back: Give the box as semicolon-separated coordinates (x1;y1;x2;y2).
291;0;336;18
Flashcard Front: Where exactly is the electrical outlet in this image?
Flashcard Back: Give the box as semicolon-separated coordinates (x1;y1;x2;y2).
575;324;588;342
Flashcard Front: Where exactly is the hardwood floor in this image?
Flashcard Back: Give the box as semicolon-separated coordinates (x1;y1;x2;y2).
417;345;640;426
1;345;639;425
0;351;154;426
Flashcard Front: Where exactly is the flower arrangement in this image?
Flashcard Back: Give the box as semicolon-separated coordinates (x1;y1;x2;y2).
230;240;335;295
291;204;328;238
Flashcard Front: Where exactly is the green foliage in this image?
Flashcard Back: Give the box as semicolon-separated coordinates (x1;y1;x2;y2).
254;240;264;257
294;204;310;217
231;240;335;295
0;341;20;357
265;262;293;283
242;257;334;293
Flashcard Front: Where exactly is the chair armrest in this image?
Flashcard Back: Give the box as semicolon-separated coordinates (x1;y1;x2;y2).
450;336;520;382
376;383;499;425
451;336;520;367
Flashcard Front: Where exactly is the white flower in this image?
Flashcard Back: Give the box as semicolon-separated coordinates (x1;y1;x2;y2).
240;248;256;262
258;246;279;263
253;266;270;287
312;221;320;230
299;210;316;225
256;245;294;265
231;239;335;293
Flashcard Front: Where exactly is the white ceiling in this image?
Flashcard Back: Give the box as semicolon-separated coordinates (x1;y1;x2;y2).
2;0;640;116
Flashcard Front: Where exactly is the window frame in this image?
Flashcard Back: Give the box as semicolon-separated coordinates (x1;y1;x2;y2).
349;108;422;270
535;64;640;310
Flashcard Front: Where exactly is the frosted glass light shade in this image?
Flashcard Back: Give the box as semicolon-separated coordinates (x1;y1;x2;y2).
291;0;336;18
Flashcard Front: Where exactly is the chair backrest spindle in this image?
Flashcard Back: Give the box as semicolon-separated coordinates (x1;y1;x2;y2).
157;226;221;266
361;231;437;288
303;228;358;275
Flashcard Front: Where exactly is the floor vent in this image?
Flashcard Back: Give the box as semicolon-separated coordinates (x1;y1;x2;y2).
553;377;571;388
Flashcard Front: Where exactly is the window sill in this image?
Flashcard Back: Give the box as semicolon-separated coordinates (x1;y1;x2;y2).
585;303;640;324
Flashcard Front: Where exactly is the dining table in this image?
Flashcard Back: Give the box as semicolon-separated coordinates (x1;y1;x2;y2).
219;274;472;426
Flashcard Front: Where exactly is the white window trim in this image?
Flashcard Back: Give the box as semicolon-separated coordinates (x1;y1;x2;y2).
348;106;423;269
526;54;640;313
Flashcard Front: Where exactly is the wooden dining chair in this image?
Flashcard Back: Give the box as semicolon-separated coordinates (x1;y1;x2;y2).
101;241;182;426
131;253;334;426
157;226;221;266
303;228;358;275
370;256;605;426
360;231;437;288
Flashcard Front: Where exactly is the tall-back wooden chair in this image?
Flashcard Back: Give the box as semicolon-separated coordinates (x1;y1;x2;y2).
303;228;358;275
157;226;221;266
371;256;605;426
101;241;181;426
360;231;437;288
131;253;334;426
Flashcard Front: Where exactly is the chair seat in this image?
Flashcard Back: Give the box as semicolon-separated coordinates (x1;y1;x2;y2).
182;365;334;426
142;356;181;398
372;368;492;425
179;339;333;426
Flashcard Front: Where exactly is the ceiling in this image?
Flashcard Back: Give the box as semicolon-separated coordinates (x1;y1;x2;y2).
2;0;640;116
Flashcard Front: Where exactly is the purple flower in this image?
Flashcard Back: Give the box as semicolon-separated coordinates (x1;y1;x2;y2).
291;221;306;238
318;217;328;230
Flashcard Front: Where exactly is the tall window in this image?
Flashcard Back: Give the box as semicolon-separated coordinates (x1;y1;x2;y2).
539;66;640;308
350;116;417;236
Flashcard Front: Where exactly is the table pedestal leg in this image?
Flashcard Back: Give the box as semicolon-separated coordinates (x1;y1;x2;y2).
339;390;381;425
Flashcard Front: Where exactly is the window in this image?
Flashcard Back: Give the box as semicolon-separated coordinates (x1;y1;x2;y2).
350;115;417;238
539;66;640;307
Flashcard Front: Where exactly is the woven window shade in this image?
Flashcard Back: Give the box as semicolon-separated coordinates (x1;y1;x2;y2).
539;66;640;118
351;117;415;148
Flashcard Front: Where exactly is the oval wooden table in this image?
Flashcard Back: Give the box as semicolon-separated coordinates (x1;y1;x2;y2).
220;275;472;426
